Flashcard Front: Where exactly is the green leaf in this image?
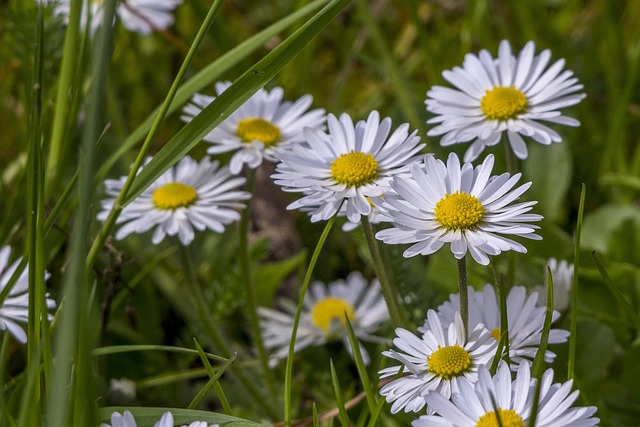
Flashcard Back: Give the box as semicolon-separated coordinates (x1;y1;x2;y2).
329;359;351;426
581;203;640;254
523;141;573;223
123;0;352;205
99;407;269;426
254;250;307;306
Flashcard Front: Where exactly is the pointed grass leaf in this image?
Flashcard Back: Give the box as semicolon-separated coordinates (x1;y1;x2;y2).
330;359;352;426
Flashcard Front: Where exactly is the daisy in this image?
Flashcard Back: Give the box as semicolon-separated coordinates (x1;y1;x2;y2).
423;284;569;370
426;40;585;162
258;271;389;365
414;360;599;426
181;82;326;175
101;410;219;427
375;152;542;265
98;156;250;245
272;111;425;223
379;310;496;414
534;258;574;312
50;0;183;35
0;246;56;344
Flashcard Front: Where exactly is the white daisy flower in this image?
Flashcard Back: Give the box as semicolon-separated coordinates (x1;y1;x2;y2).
426;40;585;162
423;284;569;370
50;0;182;35
341;196;386;232
534;258;574;312
181;82;326;175
375;152;542;265
101;410;219;427
98;155;250;245
379;310;496;414
414;360;599;427
0;246;56;344
272;111;425;223
258;271;389;365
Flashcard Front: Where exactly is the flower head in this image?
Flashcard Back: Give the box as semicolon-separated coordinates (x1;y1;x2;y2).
413;361;599;427
181;82;326;175
258;271;389;365
101;410;219;427
534;258;574;312
98;156;250;245
426;40;585;162
49;0;183;35
375;153;542;265
423;284;569;370
0;246;56;344
379;310;496;413
272;111;424;223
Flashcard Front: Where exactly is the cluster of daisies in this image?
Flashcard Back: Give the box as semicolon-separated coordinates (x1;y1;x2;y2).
2;26;598;424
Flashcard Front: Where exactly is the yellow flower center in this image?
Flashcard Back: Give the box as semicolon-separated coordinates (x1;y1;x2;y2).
310;297;356;334
480;86;528;121
427;344;471;379
491;327;502;342
476;408;525;427
152;182;198;210
330;152;378;187
434;191;484;231
236;117;281;147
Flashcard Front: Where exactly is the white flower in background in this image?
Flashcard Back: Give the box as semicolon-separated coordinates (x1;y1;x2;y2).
101;410;219;427
426;40;585;162
0;246;56;344
181;82;326;175
49;0;183;35
413;361;599;427
425;284;569;370
375;153;542;265
379;310;496;414
534;258;574;312
258;271;389;365
108;377;137;401
98;156;250;245
272;111;424;223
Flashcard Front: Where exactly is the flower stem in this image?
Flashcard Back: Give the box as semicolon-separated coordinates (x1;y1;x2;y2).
457;256;469;336
361;216;408;328
284;214;338;427
237;169;276;401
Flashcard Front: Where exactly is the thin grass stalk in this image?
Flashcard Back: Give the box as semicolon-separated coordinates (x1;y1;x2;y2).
312;403;320;427
237;169;276;399
568;184;586;379
93;344;227;361
179;245;277;419
457;256;469;336
344;318;376;414
361;216;407;328
531;267;553;379
188;349;237;410
366;398;386;427
47;0;118;422
85;0;225;276
330;359;351;426
0;335;13;427
498;273;510;367
284;213;339;427
193;339;232;414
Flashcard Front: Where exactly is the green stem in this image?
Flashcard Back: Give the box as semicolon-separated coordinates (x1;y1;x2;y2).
85;0;224;277
284;214;339;427
237;170;276;400
568;184;586;379
361;216;407;328
457;256;469;337
179;246;277;419
504;138;519;175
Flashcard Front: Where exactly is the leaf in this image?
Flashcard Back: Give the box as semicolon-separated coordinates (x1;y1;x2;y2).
580;203;640;254
254;250;307;306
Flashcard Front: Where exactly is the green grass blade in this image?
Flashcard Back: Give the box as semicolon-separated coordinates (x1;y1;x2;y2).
96;0;329;182
92;344;228;362
366;393;386;427
345;317;377;414
592;251;640;331
188;343;237;410
568;184;586;379
122;0;352;205
330;359;351;427
531;267;554;379
192;339;232;413
312;403;320;427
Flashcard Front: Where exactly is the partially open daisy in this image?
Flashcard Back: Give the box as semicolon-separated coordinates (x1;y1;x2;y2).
50;0;183;35
272;111;424;223
534;258;574;312
258;271;389;365
181;82;326;175
98;156;250;245
379;310;496;414
426;40;585;162
423;284;569;370
0;246;56;344
375;153;542;265
101;410;219;427
414;360;599;427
